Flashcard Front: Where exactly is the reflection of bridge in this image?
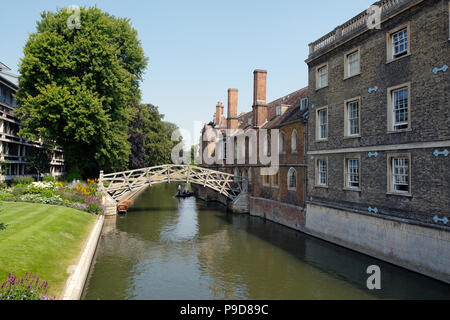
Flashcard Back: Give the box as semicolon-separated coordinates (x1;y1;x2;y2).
99;165;245;203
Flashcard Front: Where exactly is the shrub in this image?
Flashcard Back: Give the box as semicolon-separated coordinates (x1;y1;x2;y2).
10;177;34;186
0;223;6;231
66;168;83;183
11;186;26;197
43;175;55;183
0;272;55;300
0;181;7;190
87;203;104;215
0;193;14;201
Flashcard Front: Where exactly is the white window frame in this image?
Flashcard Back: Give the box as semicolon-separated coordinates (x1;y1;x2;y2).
386;23;411;63
344;48;360;79
316;106;328;141
300;97;308;111
344;97;361;138
387;153;411;196
316;158;328;187
387;83;411;133
344;157;361;190
316;63;328;90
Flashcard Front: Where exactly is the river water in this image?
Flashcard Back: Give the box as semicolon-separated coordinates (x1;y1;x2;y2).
82;184;450;300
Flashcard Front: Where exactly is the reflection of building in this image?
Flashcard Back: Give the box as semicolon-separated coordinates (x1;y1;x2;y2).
0;62;65;180
200;69;309;229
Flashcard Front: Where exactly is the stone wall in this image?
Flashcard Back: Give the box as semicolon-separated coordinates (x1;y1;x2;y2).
249;196;306;231
305;203;450;284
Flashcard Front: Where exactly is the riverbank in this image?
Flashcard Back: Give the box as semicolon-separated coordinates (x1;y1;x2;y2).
0;202;96;298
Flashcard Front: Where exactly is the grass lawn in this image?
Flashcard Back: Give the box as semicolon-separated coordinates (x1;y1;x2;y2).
0;201;96;298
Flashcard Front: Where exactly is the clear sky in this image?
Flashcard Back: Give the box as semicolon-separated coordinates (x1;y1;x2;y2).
1;0;374;138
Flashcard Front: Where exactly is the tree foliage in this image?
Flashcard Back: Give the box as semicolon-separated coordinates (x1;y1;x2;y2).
26;144;54;181
128;104;180;168
16;7;148;178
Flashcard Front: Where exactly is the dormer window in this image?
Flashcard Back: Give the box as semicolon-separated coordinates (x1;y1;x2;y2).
300;98;308;111
276;106;282;116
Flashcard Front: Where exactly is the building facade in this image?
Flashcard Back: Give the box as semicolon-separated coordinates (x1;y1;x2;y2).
305;0;449;282
0;62;65;181
200;70;309;232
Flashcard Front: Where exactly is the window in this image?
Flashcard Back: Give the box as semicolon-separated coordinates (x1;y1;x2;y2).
263;174;270;186
272;172;279;188
276;106;282;116
279;132;285;154
300;98;308;111
344;98;360;137
288;168;297;191
316;107;328;140
222;134;227;160
388;83;411;132
316;64;328;89
387;24;410;62
387;154;411;195
345;49;360;78
291;130;298;153
392;28;408;58
316;158;328;187
345;158;360;189
263;134;270;156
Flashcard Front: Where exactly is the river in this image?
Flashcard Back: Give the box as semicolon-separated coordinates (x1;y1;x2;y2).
82;183;450;300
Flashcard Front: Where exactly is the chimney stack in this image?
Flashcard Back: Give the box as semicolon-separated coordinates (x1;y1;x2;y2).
252;70;268;127
227;89;239;131
214;102;224;126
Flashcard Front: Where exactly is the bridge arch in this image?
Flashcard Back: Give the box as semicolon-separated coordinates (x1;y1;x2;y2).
99;165;243;203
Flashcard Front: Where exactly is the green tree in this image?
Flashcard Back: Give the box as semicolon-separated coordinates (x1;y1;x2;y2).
26;144;54;181
16;7;148;178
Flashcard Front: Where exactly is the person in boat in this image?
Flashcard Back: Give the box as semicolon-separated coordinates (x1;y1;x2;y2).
178;184;182;195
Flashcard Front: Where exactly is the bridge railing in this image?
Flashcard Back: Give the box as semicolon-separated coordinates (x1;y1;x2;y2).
99;164;244;201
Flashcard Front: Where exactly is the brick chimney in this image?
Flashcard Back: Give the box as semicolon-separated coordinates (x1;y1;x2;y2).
227;89;239;131
214;102;224;126
252;70;268;127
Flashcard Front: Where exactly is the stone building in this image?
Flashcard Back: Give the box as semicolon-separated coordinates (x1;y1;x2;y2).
200;69;309;231
0;62;65;181
305;0;449;282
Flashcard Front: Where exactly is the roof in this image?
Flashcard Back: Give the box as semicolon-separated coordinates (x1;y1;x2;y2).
0;71;19;88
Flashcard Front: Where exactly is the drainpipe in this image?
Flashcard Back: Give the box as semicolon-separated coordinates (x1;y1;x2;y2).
302;123;307;207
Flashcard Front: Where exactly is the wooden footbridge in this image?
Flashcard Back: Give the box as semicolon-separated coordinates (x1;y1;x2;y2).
99;164;244;204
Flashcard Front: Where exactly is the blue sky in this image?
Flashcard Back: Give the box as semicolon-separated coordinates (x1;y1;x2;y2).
1;0;374;137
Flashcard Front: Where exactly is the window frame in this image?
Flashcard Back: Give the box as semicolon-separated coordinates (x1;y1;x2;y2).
387;153;412;196
315;63;328;90
344;97;361;138
315;157;328;188
387;83;411;133
262;173;271;187
287;167;297;191
344;156;361;191
291;129;298;154
271;171;279;189
386;23;411;63
279;131;286;155
344;47;360;79
315;106;328;141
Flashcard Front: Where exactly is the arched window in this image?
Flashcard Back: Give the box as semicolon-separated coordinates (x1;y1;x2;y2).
248;168;252;183
288;168;297;191
234;137;238;162
279;132;286;154
291;130;298;153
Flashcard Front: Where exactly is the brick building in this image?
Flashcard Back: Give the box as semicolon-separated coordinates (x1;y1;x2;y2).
200;70;309;228
0;62;65;181
305;0;449;282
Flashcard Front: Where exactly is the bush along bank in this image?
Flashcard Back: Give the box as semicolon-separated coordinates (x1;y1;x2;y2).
0;179;104;215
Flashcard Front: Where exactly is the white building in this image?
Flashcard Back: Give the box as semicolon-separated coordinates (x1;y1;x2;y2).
0;62;65;180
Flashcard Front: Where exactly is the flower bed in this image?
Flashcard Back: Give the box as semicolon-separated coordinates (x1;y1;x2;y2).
0;179;104;215
0;272;55;300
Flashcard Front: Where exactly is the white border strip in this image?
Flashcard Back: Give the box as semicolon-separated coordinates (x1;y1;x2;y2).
60;215;104;300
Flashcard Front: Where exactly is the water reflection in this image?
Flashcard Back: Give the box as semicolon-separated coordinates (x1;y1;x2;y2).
83;184;450;300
